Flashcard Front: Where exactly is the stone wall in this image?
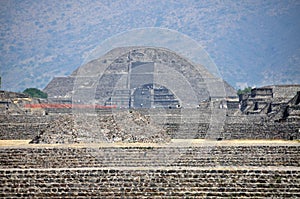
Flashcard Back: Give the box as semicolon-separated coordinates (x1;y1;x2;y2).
1;167;299;198
156;111;299;140
271;85;300;101
1;145;299;168
1;110;299;141
43;77;74;99
0;90;29;99
224;121;300;140
0;123;45;140
0;143;299;198
0;114;49;140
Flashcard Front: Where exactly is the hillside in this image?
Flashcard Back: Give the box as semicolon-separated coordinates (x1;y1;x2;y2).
1;0;300;91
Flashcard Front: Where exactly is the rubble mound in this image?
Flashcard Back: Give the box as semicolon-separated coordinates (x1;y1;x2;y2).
30;115;77;144
30;110;171;144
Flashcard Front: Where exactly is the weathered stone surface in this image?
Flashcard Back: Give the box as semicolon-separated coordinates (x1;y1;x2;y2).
1;141;299;198
0;167;299;198
45;47;237;106
30;110;170;144
29;114;77;144
1;107;299;141
1;144;299;168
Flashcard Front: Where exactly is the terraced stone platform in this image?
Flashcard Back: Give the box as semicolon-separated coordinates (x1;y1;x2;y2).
0;140;299;198
1;167;299;198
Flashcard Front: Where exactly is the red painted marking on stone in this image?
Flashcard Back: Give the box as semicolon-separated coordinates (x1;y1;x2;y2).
24;104;116;109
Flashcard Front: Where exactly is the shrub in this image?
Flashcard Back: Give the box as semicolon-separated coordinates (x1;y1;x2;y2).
237;87;252;95
23;88;48;98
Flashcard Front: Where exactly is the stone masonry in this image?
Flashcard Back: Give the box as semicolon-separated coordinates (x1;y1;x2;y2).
0;141;299;198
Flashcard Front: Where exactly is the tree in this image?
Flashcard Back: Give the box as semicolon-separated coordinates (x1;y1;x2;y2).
23;88;48;98
237;87;252;96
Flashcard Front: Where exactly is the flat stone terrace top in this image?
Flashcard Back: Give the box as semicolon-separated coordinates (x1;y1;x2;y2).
1;139;299;148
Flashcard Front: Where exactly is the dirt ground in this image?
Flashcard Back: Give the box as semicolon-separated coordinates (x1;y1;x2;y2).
0;139;299;148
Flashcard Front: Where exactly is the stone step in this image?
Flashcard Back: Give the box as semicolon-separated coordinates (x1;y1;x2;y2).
0;167;299;198
1;145;299;168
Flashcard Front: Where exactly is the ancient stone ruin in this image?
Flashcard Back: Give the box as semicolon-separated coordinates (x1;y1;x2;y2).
29;110;171;144
0;47;299;198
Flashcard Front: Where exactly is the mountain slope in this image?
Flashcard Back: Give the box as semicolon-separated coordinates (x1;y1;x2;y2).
1;0;299;91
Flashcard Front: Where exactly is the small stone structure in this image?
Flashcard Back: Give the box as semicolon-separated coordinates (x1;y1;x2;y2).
240;85;300;118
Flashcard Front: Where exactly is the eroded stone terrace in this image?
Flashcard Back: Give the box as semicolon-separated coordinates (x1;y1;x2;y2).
0;140;299;198
1;167;299;198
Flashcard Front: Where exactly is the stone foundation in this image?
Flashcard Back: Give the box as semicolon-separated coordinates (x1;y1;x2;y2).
1;111;299;141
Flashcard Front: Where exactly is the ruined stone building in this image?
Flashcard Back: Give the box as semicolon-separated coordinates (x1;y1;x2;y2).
240;85;300;122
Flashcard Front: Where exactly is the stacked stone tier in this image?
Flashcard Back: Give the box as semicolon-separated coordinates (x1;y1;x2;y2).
1;141;299;198
0;143;299;168
1;167;299;198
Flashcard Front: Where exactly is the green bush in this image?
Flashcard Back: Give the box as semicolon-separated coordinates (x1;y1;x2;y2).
23;88;48;98
237;87;252;95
